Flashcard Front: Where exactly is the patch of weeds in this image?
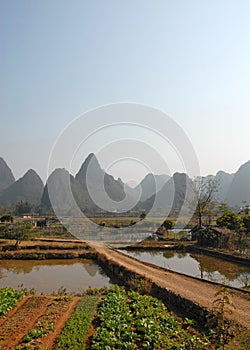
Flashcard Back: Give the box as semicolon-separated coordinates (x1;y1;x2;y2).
54;295;72;302
207;286;237;349
16;321;55;349
128;276;152;294
42;308;57;316
17;284;37;295
85;286;110;296
51;286;69;296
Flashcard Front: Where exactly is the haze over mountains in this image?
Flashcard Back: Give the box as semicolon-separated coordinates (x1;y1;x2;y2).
0;154;249;214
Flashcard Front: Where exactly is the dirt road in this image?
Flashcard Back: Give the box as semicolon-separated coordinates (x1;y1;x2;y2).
92;244;250;329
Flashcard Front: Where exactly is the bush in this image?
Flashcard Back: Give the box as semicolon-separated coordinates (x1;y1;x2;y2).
163;219;175;230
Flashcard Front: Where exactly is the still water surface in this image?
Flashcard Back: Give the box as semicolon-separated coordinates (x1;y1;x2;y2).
121;250;250;289
0;259;112;294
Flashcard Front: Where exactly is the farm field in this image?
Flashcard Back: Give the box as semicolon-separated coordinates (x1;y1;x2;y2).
0;237;249;348
0;286;214;350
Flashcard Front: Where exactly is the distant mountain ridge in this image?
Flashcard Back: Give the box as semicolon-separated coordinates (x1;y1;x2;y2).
0;155;249;211
140;172;192;216
135;173;170;202
0;169;44;207
226;160;250;207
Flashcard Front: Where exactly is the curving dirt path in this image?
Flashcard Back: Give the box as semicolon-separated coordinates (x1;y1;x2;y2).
91;244;250;330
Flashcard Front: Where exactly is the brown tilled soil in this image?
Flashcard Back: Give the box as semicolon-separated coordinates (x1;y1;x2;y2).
92;244;250;330
0;295;79;350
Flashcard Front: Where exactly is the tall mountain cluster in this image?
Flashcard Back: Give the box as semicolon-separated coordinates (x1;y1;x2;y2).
0;154;249;214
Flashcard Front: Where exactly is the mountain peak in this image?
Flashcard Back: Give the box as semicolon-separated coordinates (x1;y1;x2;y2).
0;157;15;192
83;153;98;166
238;160;250;173
76;153;101;177
0;167;44;207
75;153;103;188
25;168;41;178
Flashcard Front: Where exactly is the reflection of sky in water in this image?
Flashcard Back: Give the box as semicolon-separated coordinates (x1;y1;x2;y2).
121;250;250;288
0;259;111;294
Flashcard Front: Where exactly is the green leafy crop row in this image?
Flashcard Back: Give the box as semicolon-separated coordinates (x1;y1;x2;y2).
91;286;210;350
55;295;99;350
0;287;24;318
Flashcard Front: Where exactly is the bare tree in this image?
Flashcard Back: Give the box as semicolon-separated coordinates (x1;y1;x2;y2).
191;177;218;227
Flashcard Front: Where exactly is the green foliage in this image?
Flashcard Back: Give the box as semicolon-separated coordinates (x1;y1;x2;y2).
2;222;33;247
196;227;222;248
91;285;209;349
17;320;55;349
14;201;33;215
86;286;110;295
216;211;246;249
140;212;146;220
127;276;151;294
55;295;99;350
216;202;229;216
98;221;106;227
207;287;236;348
0;287;24;318
163;219;175;230
0;214;13;222
216;211;243;232
242;214;250;233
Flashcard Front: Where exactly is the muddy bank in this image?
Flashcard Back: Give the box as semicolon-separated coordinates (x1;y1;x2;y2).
185;246;250;266
0;250;97;260
0;239;97;260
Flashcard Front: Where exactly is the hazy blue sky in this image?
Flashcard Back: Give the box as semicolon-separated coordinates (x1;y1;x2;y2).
1;0;249;183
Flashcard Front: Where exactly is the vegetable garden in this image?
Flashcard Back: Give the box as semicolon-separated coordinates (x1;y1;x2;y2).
0;285;246;349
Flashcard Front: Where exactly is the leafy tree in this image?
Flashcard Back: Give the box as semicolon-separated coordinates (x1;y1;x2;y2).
139;212;146;220
3;222;33;248
217;211;245;248
216;202;229;216
162;219;175;230
216;211;243;232
242;214;250;234
14;201;33;215
195;227;223;248
0;214;13;223
239;201;250;215
191;177;218;227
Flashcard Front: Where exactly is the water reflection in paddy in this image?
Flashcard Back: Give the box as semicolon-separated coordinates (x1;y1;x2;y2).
121;250;250;289
0;259;112;294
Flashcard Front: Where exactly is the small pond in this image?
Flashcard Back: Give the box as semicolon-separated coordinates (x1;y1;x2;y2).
121;250;250;289
0;259;112;294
